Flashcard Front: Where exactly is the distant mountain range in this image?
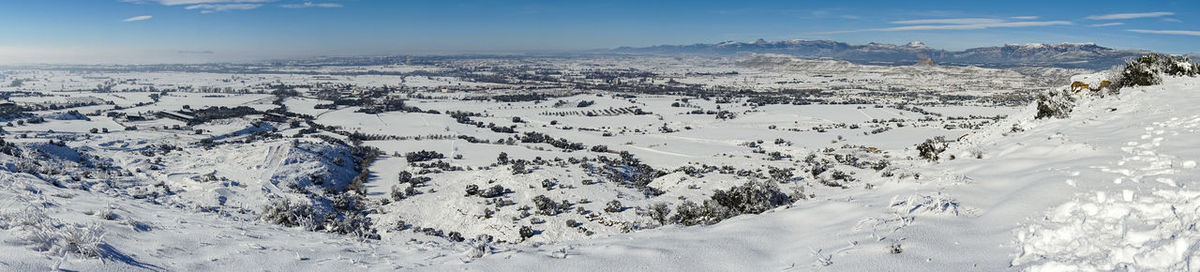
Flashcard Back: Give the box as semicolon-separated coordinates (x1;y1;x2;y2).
612;39;1161;70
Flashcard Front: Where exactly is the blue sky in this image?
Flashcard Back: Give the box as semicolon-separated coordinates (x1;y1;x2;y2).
0;0;1197;64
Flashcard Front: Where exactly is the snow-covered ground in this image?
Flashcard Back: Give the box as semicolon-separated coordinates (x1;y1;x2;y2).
1;56;1196;271
433;76;1200;271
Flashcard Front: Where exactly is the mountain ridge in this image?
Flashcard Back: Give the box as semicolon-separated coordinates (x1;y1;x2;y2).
613;39;1157;69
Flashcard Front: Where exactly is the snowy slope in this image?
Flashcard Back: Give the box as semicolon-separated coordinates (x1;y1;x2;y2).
430;76;1200;271
1;63;1197;271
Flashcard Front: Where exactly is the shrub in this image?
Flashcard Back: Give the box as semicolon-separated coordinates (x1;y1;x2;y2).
518;226;535;240
262;194;376;239
260;198;318;230
604;200;623;213
447;231;465;242
1114;53;1200;89
479;185;507;198
532;195;561;215
94;209;118;220
404;150;444;163
322;211;373;239
510;160;528;175
1035;89;1076;119
669;200;716;226
640;202;672;225
1;207;107;258
916;136;948;161
708;180;792;214
391;185;409;201
466;242;490;258
669;180;793;226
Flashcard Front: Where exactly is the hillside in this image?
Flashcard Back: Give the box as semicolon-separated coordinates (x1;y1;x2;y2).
444;74;1200;271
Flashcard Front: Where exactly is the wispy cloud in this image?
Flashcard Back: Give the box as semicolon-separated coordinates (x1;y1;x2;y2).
884;21;1070;31
1128;29;1200;36
1010;16;1039;20
1089;22;1124;27
1163;18;1183;23
125;0;272;13
122;15;153;22
185;3;263;13
819;17;1071;34
126;0;274;5
712;8;857;21
281;2;342;8
891;18;1006;25
1086;12;1173;20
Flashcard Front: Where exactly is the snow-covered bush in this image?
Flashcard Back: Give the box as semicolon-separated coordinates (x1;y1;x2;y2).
510;160;528;175
532;195;562;215
478;185;507;198
668;180;793;226
323;211;374;239
0;207;106;258
1035;89;1075;119
888;192;965;216
639;202;672;225
261;195;376;238
669;200;712;226
518;226;536;240
708;180;792;215
390;184;419;201
260;197;318;230
1114;53;1199;89
604;200;623;213
404;150;444;163
465;241;490;259
50;223;107;258
93;208;117;220
916;136;948;161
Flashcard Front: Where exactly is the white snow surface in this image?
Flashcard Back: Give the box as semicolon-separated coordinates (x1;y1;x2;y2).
1;68;1199;271
442;77;1200;271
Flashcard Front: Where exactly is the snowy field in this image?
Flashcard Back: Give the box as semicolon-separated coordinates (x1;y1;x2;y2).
0;54;1195;271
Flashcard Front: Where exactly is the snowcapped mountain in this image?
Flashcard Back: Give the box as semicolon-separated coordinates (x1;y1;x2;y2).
614;39;1152;69
950;43;1144;69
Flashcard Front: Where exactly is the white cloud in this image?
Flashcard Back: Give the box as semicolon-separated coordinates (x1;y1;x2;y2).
1011;16;1039;20
185;3;263;13
281;2;342;8
1090;22;1124;27
122;15;153;22
124;0;272;13
820;19;1071;34
1163;18;1183;23
1127;29;1200;36
1086;12;1173;20
891;18;1006;25
126;0;274;6
884;21;1071;31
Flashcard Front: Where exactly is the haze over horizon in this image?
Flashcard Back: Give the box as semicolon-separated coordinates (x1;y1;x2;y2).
1;0;1197;64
